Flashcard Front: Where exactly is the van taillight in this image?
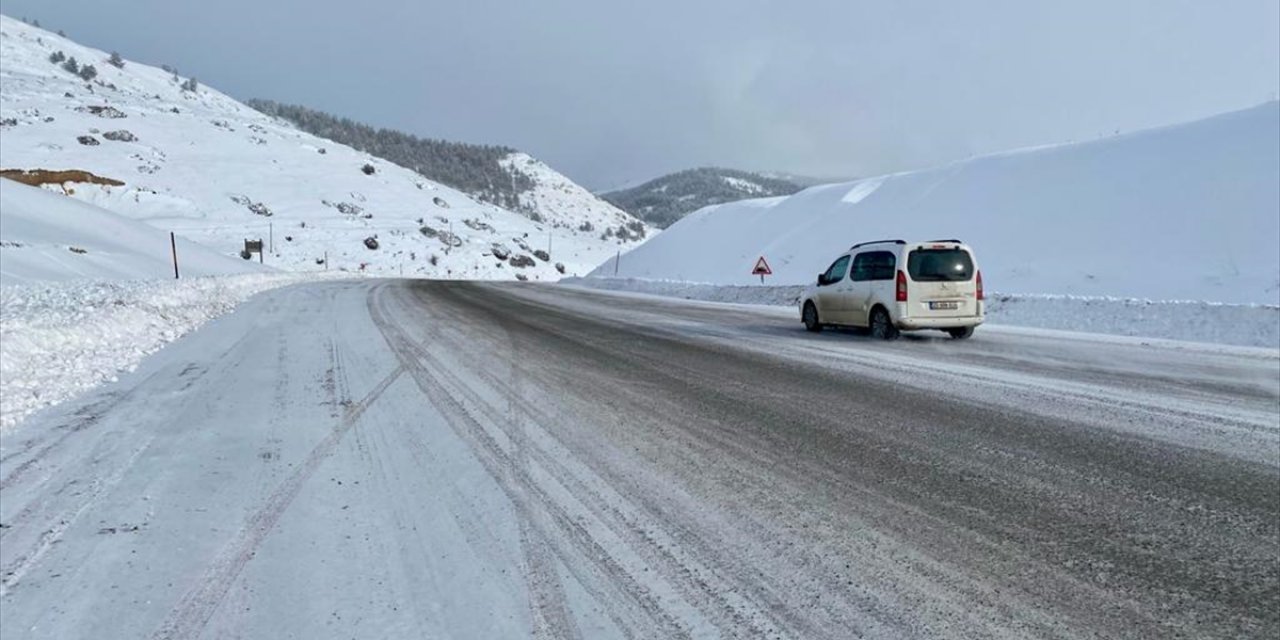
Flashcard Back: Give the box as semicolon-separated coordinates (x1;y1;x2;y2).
896;270;907;302
976;270;984;301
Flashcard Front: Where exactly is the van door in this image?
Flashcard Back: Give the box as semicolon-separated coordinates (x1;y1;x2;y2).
816;255;852;323
849;251;897;326
904;247;978;319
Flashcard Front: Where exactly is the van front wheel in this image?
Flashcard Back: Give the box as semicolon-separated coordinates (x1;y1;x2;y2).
870;308;899;341
947;326;975;339
802;302;823;333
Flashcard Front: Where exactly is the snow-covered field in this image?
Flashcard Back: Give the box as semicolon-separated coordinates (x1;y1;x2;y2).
563;277;1280;348
0;179;270;284
0;15;648;280
591;102;1280;306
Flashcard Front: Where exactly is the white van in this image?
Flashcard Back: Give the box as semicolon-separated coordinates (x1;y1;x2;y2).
799;239;984;340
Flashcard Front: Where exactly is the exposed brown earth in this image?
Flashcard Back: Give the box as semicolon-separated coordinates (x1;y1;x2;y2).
0;168;125;187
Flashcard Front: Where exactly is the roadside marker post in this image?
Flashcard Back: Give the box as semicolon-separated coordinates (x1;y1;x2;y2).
752;256;773;283
170;231;179;279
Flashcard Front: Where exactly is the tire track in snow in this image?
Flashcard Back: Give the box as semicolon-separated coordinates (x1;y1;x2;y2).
367;284;686;639
402;283;810;638
149;362;403;640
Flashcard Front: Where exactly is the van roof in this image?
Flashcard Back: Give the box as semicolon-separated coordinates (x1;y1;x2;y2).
848;239;965;251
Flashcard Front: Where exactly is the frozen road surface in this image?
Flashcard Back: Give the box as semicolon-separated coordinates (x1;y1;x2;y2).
2;280;1277;639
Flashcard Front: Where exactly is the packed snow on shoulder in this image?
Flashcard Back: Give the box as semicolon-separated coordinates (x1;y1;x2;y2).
591;102;1280;306
0;15;642;280
0;273;330;431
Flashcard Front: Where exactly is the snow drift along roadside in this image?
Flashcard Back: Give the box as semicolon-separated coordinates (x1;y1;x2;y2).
564;277;1280;348
0;273;333;430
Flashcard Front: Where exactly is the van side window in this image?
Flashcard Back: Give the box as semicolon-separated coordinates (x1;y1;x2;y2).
851;251;896;281
822;255;851;284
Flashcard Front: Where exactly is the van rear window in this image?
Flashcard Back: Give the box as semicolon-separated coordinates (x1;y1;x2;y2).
907;249;973;282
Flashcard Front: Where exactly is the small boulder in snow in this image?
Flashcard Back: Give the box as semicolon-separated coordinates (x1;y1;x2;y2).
76;135;100;146
363;236;380;250
509;254;535;268
75;105;127;119
102;129;136;142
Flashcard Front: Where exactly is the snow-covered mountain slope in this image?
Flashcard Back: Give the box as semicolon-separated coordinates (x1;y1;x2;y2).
500;152;645;237
593;102;1280;305
0;179;268;284
0;15;631;280
246;99;651;242
601;168;802;228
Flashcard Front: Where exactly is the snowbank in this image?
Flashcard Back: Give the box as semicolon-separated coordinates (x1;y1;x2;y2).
591;102;1280;305
565;277;1280;348
1;179;269;284
0;273;334;430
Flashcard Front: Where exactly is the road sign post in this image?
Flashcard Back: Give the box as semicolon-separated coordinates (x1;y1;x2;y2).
752;256;773;283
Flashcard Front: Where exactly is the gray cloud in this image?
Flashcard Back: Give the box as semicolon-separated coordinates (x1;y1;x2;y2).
6;0;1277;189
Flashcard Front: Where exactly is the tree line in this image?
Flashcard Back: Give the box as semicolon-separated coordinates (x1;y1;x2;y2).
248;99;534;212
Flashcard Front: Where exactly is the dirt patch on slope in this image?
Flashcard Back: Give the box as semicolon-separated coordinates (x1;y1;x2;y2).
1;168;126;187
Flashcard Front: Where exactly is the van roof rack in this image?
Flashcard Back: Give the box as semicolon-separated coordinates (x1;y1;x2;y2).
926;239;963;244
849;239;905;250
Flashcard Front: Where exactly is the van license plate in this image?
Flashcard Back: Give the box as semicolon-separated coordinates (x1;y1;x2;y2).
929;301;959;311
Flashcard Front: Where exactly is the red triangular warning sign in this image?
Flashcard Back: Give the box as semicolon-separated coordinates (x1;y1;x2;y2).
751;256;772;275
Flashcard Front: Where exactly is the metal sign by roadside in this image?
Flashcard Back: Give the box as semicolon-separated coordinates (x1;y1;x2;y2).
752;256;772;283
244;239;264;263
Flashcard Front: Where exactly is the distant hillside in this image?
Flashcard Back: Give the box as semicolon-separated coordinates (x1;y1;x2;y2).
249;100;645;239
602;168;802;228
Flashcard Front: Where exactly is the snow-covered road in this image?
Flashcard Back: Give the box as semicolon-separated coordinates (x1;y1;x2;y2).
2;281;1277;639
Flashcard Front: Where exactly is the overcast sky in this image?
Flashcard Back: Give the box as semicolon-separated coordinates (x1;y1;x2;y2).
7;0;1278;189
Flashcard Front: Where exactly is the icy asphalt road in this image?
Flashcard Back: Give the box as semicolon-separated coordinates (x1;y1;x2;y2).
2;280;1277;639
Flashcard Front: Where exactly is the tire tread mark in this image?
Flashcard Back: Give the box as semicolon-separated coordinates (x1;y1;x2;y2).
367;284;688;639
149;363;403;640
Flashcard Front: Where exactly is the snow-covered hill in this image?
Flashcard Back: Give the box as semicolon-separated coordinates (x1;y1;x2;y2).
500;152;644;237
0;179;269;284
247;99;652;241
593;102;1280;305
601;168;803;228
0;15;635;280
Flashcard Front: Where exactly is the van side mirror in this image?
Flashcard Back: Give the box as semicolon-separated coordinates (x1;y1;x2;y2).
817;273;827;286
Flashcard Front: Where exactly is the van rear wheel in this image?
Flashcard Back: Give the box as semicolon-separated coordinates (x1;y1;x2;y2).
947;326;975;339
870;307;899;341
802;302;823;332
